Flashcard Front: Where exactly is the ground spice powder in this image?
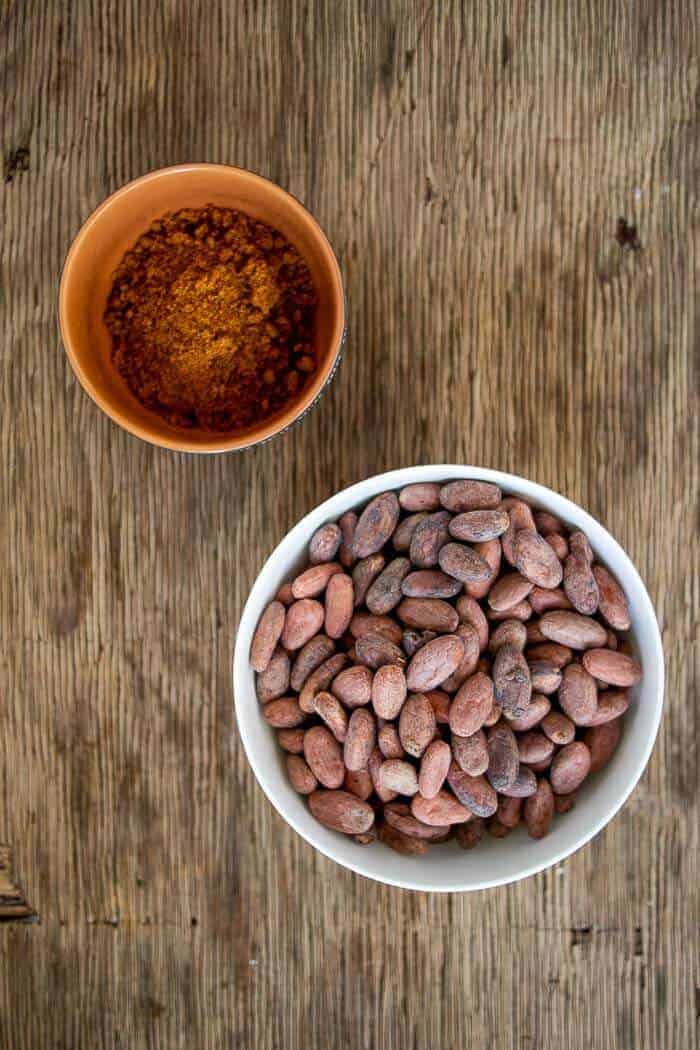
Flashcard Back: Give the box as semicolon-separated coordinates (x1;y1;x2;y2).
104;205;318;432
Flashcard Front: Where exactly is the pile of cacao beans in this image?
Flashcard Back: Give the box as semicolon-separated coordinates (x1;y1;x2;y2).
249;480;641;854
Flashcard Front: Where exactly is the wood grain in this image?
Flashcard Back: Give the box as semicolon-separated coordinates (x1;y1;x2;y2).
1;0;698;1047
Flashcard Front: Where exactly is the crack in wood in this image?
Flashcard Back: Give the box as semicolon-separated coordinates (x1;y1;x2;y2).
0;845;38;923
340;1;435;253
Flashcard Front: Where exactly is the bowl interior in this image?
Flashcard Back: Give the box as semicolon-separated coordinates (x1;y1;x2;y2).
233;466;664;892
59;165;345;452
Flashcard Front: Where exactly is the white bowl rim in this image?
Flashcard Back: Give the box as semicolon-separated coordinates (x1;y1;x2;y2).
233;465;665;892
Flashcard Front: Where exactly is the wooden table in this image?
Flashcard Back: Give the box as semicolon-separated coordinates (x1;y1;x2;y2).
1;2;698;1046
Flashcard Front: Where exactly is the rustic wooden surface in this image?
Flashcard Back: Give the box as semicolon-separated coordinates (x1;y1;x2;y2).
1;0;698;1046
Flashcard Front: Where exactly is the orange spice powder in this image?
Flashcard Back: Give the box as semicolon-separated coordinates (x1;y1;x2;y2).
104;205;318;432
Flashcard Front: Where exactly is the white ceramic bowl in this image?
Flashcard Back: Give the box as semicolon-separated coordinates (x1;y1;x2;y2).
233;466;664;892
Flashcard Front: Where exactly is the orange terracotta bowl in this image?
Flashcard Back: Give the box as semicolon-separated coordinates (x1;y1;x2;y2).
59;164;345;452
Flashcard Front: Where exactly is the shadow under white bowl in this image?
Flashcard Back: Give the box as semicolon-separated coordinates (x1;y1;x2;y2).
233;466;664;892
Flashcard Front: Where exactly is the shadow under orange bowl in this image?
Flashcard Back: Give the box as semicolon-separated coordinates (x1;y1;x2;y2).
58;164;345;452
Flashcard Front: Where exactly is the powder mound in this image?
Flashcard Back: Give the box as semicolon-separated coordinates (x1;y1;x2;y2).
104;204;318;432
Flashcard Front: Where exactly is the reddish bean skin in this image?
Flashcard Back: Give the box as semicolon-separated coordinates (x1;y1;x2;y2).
331;665;372;708
490;619;528;653
448;672;494;737
545;532;568;560
581;649;642;687
378;724;404;759
524;778;554;839
550;742;592;794
513;529;564;589
399;482;441;512
399;693;437;758
256;645;291;702
290;634;336;691
378;823;428;855
449;509;510;542
526;621;547;645
578;690;629;726
378;759;419;796
338;511;358;568
541;712;576;745
526;641;573;668
368;747;397;803
383;801;449;840
304;726;345;788
534;511;564;535
281;599;325;650
411;790;472;826
517;731;554;765
558;662;598;725
401;628;438;657
441;624;481;692
355;635;406;670
396;597;460;632
352;553;386;608
286;755;318;795
309;523;342;564
488;818;512;838
500;498;536;565
439;542;492;584
402;569;462;599
425;689;450;725
276;582;295;606
440;480;501;512
488;572;534;612
497;795;522;828
410;512;452;569
406;635;465;691
311;691;349;742
344;768;373;801
250;600;286;672
554;793;576;814
440;478;501;510
465;539;501;598
344;709;377;772
456;817;485;849
277;728;305;754
593;564;631;631
367;558;412;615
418;740;452;799
528;587;572;614
563;552;600;615
585;720;622;773
263;698;305;728
485;723;519;790
492;643;532;717
350;612;403;644
498;765;538;798
456;595;490;651
449;764;497;818
528;661;562;695
325;574;355;639
299;653;348;712
352;492;400;558
371;664;407;719
539;610;607;649
309;790;375;834
505;694;550;731
392;512;428;553
452;730;489;776
484;701;502;727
